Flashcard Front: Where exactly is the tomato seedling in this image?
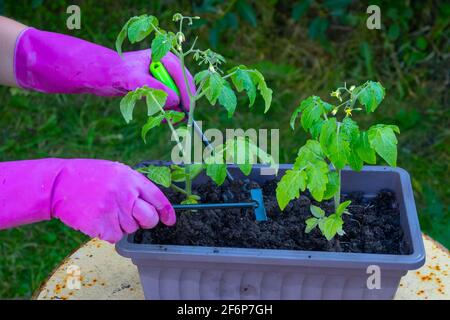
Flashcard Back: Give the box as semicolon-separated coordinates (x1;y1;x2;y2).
115;13;274;204
277;81;400;240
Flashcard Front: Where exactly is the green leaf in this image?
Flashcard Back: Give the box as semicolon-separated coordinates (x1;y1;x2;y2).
128;15;158;44
323;101;333;112
323;171;340;200
368;124;399;167
194;49;226;67
205;163;227;185
290;109;301;130
145;89;168;116
328;134;350;170
165;110;185;124
336;200;351;216
290;99;309;130
294;140;325;169
238;163;252;176
276;169;307;210
388;124;401;134
231;67;257;107
255;147;278;172
116;16;139;56
301;96;323;130
329;129;350;170
322;214;344;240
305;217;319;233
341;117;359;140
347;149;363;171
249;69;273;113
341;118;364;170
218;83;237;118
305;139;325;159
119;91;138;123
120;86;167;124
245;138;277;172
306;161;329;201
170;165;186;182
318;219;326;234
205;144;225;163
309;121;323;140
290;96;333;131
225;137;249;163
170;164;203;182
355;131;376;164
320;119;350;170
300;96;330;131
181;195;201;205
319;118;337;154
151;32;173;62
145;165;171;188
356;81;385;113
310;205;325;218
194;70;210;84
141;115;164;143
223;136;276;175
204;73;224;105
224;137;257;173
187;164;204;179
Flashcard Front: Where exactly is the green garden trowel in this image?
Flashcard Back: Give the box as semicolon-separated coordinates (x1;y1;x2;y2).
150;62;180;95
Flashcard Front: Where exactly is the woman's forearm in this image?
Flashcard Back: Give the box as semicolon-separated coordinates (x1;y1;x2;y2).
0;16;27;86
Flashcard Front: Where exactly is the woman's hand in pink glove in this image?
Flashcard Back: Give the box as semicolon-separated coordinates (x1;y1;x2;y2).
0;159;176;243
14;28;195;110
116;50;194;110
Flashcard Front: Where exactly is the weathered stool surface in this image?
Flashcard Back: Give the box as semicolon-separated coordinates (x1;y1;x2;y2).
34;234;449;300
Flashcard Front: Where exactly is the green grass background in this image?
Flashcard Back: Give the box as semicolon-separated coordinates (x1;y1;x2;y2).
0;0;448;298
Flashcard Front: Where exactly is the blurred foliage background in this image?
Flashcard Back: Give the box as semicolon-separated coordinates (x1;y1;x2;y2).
0;0;448;298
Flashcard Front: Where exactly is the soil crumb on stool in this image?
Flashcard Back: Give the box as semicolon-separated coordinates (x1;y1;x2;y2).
135;179;411;254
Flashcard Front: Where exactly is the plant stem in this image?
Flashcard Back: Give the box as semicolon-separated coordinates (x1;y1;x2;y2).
157;105;185;156
334;169;341;213
333;122;342;213
185;166;192;196
194;78;208;101
184;36;198;55
171;183;188;195
177;35;198;200
221;70;237;80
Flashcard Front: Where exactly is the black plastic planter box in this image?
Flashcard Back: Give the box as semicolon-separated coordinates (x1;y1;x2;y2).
116;165;425;300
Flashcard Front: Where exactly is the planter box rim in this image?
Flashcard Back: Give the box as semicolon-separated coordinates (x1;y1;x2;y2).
117;165;425;271
135;161;412;175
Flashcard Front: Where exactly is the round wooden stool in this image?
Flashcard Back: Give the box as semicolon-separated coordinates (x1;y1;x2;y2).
34;234;449;300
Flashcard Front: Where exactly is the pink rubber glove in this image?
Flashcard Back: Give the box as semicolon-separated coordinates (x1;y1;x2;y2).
0;159;176;243
14;28;195;110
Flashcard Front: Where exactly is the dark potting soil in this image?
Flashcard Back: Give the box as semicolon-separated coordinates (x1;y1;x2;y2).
134;179;411;255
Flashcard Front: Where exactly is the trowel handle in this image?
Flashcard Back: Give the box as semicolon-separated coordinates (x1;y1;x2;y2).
173;201;258;211
150;61;180;95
